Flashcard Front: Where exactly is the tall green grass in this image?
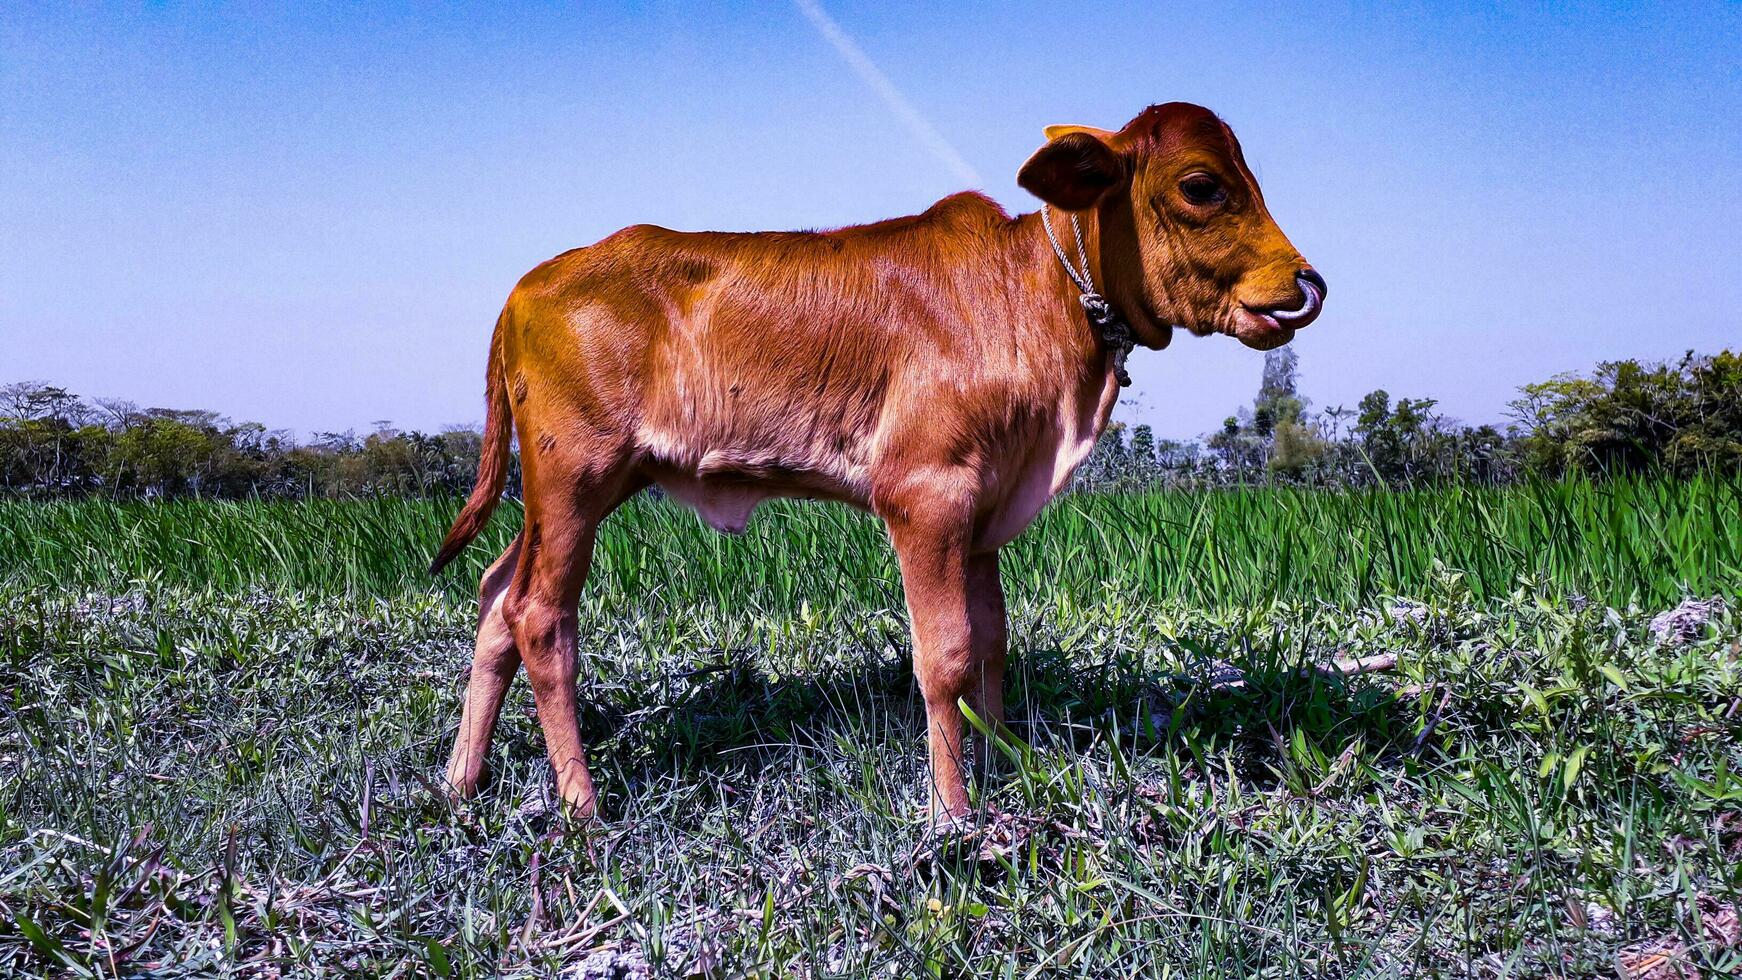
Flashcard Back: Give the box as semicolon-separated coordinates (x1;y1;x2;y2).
2;473;1737;609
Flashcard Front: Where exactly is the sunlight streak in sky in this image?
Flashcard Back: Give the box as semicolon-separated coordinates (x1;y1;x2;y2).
792;0;983;188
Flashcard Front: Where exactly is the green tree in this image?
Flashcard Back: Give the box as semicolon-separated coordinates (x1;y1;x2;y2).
1254;348;1325;478
1511;350;1742;475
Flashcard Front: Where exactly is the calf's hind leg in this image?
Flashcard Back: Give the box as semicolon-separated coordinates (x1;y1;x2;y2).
444;535;524;800
503;453;639;818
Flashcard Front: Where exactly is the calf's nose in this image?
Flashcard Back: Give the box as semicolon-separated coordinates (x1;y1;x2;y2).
1267;267;1326;329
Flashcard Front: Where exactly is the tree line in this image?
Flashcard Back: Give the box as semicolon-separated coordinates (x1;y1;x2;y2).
0;385;502;498
3;348;1737;498
1073;347;1740;489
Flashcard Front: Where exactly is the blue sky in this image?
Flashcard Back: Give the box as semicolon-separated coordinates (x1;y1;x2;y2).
4;1;1739;439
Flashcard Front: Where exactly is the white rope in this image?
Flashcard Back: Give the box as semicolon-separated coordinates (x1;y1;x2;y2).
1039;204;1135;388
1040;204;1096;295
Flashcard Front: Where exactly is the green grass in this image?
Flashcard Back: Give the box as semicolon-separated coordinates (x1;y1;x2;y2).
4;473;1740;609
1;480;1740;976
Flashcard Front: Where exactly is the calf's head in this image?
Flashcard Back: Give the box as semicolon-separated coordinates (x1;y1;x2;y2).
1018;102;1324;351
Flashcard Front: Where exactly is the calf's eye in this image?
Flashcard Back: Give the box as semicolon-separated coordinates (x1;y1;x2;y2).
1179;173;1226;206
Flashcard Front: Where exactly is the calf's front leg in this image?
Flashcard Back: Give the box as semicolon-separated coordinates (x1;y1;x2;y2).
965;551;1008;747
887;513;1006;824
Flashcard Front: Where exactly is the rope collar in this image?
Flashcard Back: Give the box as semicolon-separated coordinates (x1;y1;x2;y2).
1041;204;1134;388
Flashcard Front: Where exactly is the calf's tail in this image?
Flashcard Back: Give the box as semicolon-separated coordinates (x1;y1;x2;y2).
430;313;513;574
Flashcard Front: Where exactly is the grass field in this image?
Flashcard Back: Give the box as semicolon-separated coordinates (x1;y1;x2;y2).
2;478;1740;976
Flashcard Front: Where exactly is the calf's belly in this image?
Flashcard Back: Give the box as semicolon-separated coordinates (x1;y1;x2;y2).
656;475;766;535
637;423;874;536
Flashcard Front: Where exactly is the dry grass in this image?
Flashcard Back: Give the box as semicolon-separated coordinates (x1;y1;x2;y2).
2;486;1740;975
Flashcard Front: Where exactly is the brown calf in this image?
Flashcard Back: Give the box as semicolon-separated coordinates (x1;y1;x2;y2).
431;102;1323;824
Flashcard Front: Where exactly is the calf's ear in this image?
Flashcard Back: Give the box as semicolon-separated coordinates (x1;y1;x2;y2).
1042;124;1115;142
1018;127;1124;211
